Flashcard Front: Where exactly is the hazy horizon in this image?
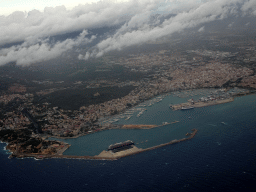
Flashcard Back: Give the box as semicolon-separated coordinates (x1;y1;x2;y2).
0;0;256;67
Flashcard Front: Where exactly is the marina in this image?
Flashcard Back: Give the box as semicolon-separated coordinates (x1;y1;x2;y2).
100;88;248;126
1;2;256;191
5;88;252;159
42;88;255;157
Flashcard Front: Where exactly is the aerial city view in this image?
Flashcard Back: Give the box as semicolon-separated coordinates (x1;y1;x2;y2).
1;0;256;191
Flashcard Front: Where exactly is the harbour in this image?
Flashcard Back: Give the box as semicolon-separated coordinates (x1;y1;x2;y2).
2;88;253;159
1;89;256;192
43;88;255;157
12;129;197;160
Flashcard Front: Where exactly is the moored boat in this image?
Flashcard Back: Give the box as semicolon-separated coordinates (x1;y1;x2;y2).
181;106;194;110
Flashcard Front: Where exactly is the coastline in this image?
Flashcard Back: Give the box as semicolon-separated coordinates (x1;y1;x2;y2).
50;89;254;140
1;89;254;160
7;129;198;160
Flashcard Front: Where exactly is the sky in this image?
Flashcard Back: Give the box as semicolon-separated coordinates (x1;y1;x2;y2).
0;0;256;66
0;0;101;16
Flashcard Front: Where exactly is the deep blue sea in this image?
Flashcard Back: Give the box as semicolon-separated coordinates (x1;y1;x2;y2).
1;91;256;192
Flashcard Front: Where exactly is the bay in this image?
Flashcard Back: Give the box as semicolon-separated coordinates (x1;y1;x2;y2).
1;90;256;192
54;89;256;157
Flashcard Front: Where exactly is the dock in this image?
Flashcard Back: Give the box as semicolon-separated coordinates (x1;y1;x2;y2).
122;124;158;129
95;129;198;159
10;129;198;161
121;121;179;129
171;97;234;110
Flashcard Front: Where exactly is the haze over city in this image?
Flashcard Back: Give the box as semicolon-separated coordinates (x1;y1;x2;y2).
0;0;255;66
1;1;256;192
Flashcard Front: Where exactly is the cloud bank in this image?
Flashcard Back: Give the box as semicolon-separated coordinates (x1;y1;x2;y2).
0;0;256;66
0;30;96;66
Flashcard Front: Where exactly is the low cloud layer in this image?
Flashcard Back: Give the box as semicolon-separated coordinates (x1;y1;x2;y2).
1;0;256;66
0;30;95;66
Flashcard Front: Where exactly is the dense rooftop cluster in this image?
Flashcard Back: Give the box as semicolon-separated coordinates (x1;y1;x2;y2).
0;36;256;138
169;62;253;89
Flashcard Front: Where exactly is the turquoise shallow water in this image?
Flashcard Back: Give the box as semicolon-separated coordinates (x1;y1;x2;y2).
1;90;256;192
51;90;256;156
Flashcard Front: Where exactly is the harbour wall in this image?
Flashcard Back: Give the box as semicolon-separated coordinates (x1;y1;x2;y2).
11;129;198;160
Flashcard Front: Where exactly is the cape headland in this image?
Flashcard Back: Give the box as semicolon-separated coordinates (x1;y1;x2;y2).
0;129;70;159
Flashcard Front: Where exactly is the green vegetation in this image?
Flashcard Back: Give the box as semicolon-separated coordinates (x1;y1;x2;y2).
33;86;136;110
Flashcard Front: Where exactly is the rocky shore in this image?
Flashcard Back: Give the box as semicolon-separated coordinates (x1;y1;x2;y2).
0;129;70;159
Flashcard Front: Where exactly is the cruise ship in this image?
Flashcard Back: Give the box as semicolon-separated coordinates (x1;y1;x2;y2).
108;140;135;153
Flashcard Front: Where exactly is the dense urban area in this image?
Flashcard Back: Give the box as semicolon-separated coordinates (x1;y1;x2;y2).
0;33;256;157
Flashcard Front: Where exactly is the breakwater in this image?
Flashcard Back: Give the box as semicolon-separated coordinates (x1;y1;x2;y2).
120;121;179;130
109;128;198;159
11;129;197;160
121;124;158;129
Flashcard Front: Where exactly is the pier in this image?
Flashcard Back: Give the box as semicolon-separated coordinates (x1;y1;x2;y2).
12;129;198;160
120;121;179;129
171;97;234;110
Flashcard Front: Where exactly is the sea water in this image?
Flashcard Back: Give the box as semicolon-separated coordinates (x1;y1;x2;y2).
54;90;256;157
1;92;256;192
